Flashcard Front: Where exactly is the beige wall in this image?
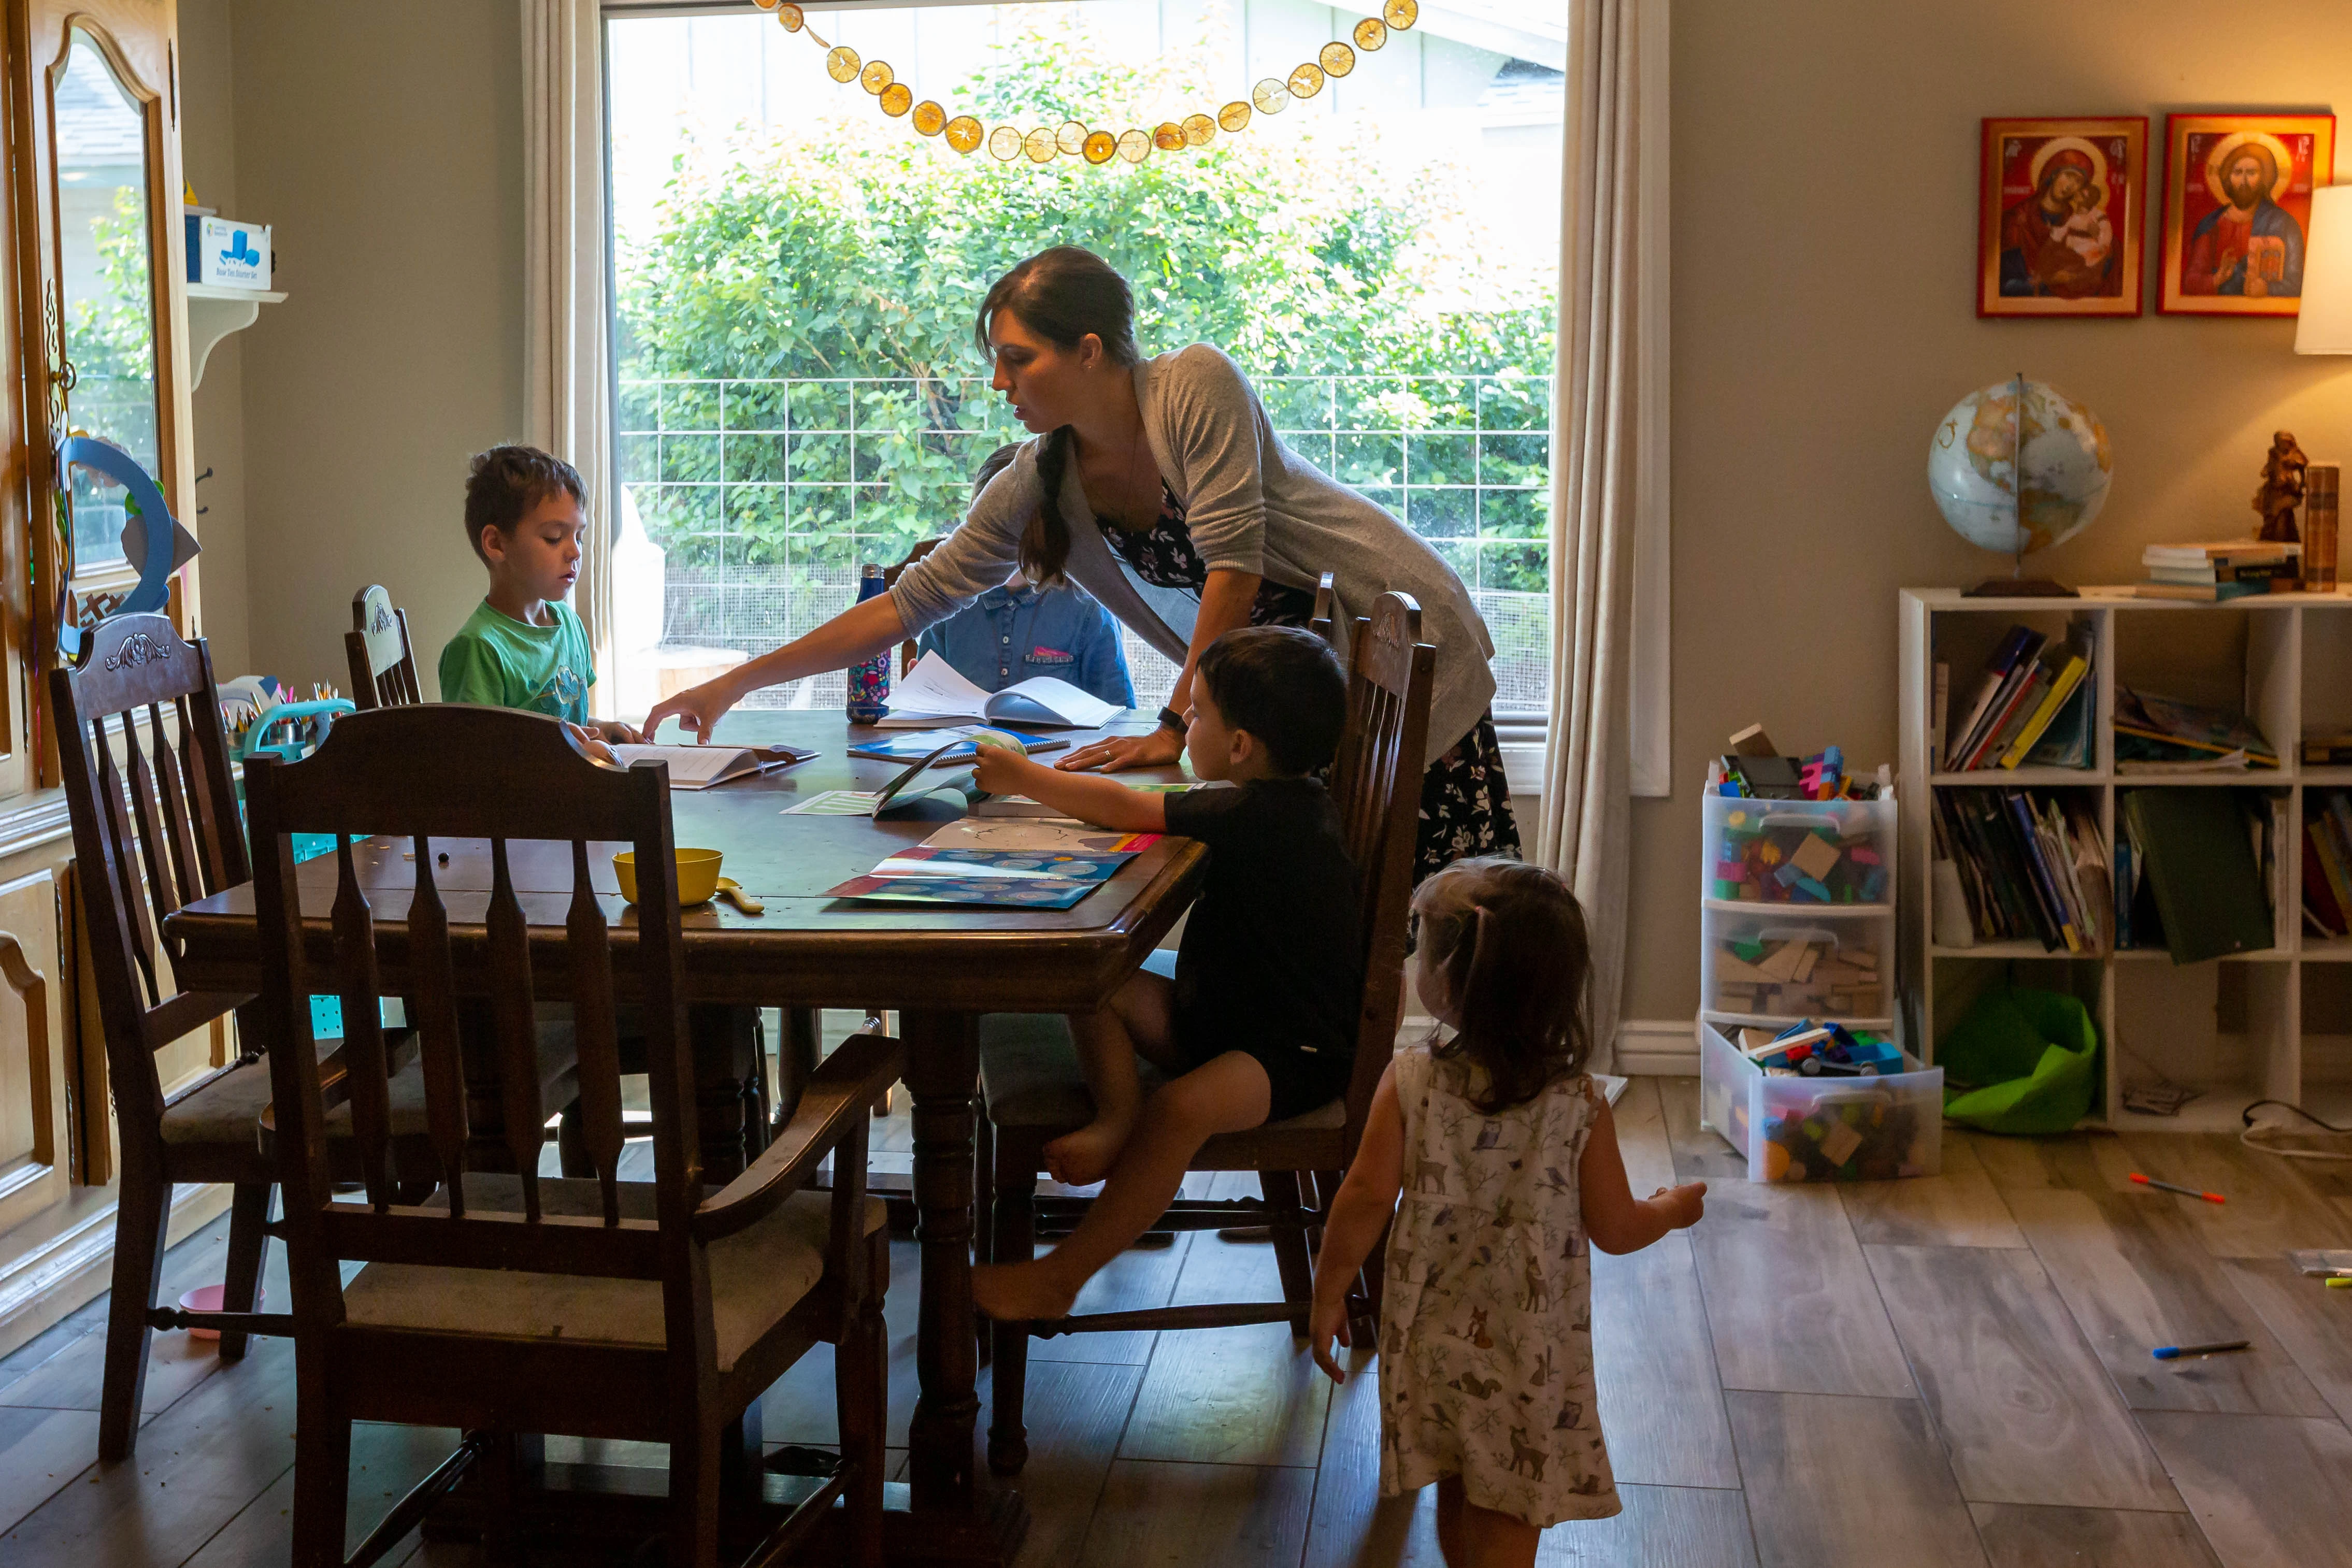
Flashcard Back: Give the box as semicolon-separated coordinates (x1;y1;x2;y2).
223;0;524;694
1630;0;2352;1020
178;0;251;680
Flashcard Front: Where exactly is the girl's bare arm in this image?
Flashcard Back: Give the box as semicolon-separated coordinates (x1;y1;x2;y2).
1577;1095;1706;1255
1309;1063;1406;1383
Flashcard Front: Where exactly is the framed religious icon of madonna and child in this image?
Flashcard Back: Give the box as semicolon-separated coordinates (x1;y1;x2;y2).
2159;112;2336;315
1978;117;2147;318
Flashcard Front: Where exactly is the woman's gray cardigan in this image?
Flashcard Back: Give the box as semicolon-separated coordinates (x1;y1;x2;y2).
888;344;1497;766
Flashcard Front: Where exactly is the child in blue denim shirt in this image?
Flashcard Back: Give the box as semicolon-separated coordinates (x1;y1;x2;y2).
913;445;1136;708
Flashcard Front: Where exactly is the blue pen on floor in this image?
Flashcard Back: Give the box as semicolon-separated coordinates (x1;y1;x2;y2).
2153;1340;2250;1360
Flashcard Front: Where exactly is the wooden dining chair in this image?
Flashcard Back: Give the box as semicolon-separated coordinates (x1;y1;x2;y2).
975;592;1433;1476
52;613;284;1461
882;538;945;677
52;615;553;1461
247;706;896;1568
345;584;422;710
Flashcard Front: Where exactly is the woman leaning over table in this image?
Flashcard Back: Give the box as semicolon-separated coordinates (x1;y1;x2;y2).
642;246;1518;881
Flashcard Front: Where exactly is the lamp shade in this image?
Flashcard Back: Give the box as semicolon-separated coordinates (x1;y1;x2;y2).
2296;184;2352;353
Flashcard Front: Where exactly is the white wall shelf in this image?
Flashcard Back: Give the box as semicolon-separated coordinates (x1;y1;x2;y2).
185;282;285;388
1899;586;2352;1131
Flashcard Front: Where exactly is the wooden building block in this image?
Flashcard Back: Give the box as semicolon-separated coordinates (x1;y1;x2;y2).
1790;833;1842;883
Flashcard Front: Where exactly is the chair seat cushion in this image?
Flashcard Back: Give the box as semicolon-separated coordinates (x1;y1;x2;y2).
341;1174;887;1371
978;1013;1345;1140
161;1037;348;1153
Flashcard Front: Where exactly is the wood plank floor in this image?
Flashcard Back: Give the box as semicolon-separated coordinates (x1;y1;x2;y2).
3;1076;2348;1566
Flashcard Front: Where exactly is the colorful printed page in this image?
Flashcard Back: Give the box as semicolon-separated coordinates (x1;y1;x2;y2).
822;873;1102;910
920;820;1159;855
824;845;1140;908
859;846;1137;883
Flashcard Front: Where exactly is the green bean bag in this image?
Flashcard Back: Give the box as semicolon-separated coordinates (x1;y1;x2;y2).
1938;982;2099;1135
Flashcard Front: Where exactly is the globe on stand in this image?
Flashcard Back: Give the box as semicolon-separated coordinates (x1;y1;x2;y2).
1927;374;2111;598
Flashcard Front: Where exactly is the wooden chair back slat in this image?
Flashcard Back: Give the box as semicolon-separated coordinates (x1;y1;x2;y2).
405;844;472;1214
566;839;627;1226
92;733;161;1004
247;706;695;1290
485;839;546;1221
175;691;246;894
328;837;397;1207
118;708;195;973
1325;594;1435;1153
146;704;206;912
346;585;423;711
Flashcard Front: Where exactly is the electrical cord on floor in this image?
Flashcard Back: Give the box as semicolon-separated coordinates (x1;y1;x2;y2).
2240;1099;2352;1161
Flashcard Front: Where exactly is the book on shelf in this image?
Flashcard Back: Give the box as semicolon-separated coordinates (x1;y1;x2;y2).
1999;624;2094;768
1945;625;2045;770
2142;540;2301;566
1942;620;2095;771
2132;580;2270;602
2145;559;2301;586
2118;788;2274;963
2305;733;2352;765
1932;788;2105;951
1930;661;1949;772
2113;686;2279;769
2307;792;2352;938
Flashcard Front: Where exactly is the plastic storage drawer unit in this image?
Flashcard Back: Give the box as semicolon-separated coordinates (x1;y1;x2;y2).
1703;912;1889;1021
1702;796;1896;907
1699;1018;1941;1183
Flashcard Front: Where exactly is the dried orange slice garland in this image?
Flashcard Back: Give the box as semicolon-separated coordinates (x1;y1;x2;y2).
751;0;1419;166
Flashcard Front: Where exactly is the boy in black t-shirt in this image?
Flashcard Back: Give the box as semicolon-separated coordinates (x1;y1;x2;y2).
969;626;1361;1324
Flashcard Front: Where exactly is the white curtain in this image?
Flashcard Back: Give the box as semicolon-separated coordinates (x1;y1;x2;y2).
1540;0;1667;1066
522;0;614;703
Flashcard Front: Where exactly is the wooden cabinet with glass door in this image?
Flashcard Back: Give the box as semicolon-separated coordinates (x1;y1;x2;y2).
0;0;228;1362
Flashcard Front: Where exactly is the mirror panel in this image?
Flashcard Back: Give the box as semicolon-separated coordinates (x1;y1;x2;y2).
54;27;159;574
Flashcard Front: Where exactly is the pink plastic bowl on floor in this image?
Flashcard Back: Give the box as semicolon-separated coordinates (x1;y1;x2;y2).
177;1283;260;1341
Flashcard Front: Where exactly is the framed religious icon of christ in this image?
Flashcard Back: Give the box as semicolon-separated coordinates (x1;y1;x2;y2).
2159;112;2335;315
1978;117;2147;317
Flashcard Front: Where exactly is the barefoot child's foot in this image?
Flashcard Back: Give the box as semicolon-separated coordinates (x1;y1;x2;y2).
972;1259;1080;1323
1042;1116;1132;1186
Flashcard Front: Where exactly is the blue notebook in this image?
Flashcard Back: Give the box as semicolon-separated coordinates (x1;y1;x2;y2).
847;726;1065;764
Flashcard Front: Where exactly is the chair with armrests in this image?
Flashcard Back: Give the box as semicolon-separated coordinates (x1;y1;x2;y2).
247;706;896;1568
346;585;422;710
975;591;1432;1475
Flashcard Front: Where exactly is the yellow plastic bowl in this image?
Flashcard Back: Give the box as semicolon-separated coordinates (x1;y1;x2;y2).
613;847;724;906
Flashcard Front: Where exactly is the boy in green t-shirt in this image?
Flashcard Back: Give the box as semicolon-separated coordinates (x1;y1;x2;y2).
439;445;638;754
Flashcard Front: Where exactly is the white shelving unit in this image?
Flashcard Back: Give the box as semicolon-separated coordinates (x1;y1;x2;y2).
1899;586;2352;1132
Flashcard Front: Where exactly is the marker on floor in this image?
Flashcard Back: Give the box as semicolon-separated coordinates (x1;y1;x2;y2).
2329;1277;2351;1290
2153;1340;2250;1360
2130;1173;2225;1203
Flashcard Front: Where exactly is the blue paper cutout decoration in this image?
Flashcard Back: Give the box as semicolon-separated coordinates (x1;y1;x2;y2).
55;434;195;659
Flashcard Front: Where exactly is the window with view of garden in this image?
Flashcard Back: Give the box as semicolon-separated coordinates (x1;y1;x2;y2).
608;1;1561;715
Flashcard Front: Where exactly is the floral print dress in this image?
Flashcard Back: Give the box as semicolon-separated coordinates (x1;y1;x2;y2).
1099;486;1522;883
1378;1047;1619;1527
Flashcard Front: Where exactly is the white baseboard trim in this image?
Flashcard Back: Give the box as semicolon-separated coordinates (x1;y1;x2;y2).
1614;1017;1698;1077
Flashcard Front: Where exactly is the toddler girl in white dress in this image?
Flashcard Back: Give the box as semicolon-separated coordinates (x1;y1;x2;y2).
1309;858;1708;1568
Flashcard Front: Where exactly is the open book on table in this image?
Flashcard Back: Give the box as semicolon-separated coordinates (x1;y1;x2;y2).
610;742;816;790
874;650;1125;729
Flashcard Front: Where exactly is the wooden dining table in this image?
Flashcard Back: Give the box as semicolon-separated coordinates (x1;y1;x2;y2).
164;708;1206;1566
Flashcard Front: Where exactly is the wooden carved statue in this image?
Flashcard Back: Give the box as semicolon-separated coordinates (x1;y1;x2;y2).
2255;429;2310;542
